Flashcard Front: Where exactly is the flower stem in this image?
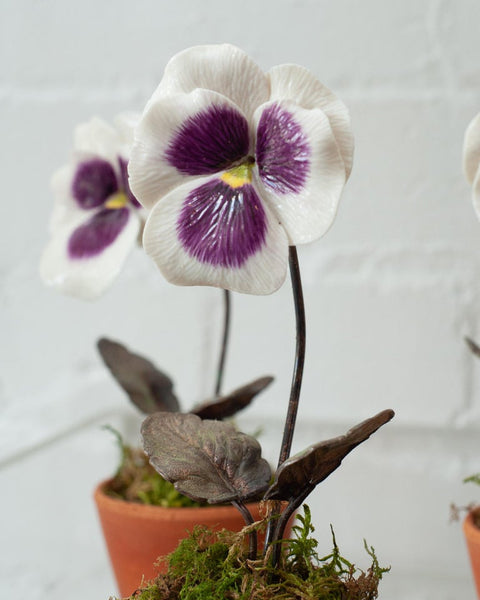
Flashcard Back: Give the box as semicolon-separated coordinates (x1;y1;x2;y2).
215;289;231;396
270;495;306;567
278;245;306;466
264;246;306;556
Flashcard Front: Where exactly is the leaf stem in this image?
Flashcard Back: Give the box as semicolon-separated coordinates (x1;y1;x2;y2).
231;500;257;559
215;289;231;396
278;246;306;466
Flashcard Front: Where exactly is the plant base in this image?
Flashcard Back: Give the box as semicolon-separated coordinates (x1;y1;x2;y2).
94;480;264;597
117;512;388;600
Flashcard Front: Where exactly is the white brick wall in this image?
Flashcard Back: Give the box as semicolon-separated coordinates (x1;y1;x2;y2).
2;0;480;597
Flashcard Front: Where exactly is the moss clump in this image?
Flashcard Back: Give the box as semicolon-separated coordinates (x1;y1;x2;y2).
103;427;203;508
120;506;389;600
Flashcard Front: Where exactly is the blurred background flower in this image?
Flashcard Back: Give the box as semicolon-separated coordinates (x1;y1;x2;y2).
40;114;144;299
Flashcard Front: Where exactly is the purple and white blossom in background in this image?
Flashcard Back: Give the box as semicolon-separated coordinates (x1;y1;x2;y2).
463;112;480;219
40;114;144;300
129;44;354;295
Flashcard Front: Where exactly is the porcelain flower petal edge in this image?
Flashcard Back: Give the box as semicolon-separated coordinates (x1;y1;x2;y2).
252;100;346;245
147;44;270;119
268;64;354;180
463;113;480;185
143;175;289;295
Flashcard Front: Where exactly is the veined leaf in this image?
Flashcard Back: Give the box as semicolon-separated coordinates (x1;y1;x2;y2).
142;412;272;504
265;409;394;502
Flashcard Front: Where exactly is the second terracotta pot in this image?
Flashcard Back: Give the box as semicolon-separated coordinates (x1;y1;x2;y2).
94;481;267;598
464;507;480;599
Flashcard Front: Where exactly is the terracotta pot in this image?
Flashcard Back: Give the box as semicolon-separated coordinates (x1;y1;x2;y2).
94;480;266;598
464;507;480;598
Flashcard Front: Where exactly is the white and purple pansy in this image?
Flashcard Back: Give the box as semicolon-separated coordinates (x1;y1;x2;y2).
129;44;354;295
40;114;144;300
463;112;480;218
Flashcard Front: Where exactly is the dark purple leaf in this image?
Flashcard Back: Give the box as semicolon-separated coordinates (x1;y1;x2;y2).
265;409;394;501
191;376;274;420
141;412;272;504
97;338;180;414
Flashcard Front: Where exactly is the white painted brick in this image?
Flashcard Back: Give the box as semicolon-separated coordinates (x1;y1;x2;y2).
225;250;475;428
0;418;122;598
1;0;447;93
0;251;223;458
435;0;480;90
325;96;480;250
462;341;480;427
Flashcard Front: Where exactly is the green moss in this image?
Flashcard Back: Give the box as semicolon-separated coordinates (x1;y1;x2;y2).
119;583;163;600
103;427;203;508
464;473;480;487
119;506;389;600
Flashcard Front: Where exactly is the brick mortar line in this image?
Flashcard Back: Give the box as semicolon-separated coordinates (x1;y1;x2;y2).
5;244;480;292
0;407;120;470
0;85;479;104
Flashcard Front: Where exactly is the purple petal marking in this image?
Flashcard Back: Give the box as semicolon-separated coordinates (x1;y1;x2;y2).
68;208;130;259
72;158;118;209
256;103;310;195
166;104;250;176
118;157;142;208
177;180;267;268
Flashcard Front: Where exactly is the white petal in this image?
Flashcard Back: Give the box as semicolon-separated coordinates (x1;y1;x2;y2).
142;175;289;295
48;164;79;231
463;113;480;185
253;100;346;245
73;117;124;165
39;210;140;300
129;89;250;209
472;168;480;221
113;112;141;148
268;64;354;180
146;44;270;119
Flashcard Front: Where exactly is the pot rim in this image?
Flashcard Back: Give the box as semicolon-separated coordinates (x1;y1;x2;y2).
94;478;261;519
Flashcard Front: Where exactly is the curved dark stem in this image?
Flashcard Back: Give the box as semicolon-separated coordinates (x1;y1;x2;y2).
232;500;257;560
277;246;306;466
215;289;231;397
270;490;313;568
265;246;307;554
263;501;283;556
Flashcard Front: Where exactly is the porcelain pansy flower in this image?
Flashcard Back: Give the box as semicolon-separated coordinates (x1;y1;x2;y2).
463;113;480;215
129;44;354;295
40;114;144;300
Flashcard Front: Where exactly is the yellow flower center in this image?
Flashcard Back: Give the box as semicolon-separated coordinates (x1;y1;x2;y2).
105;191;128;209
220;163;253;188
